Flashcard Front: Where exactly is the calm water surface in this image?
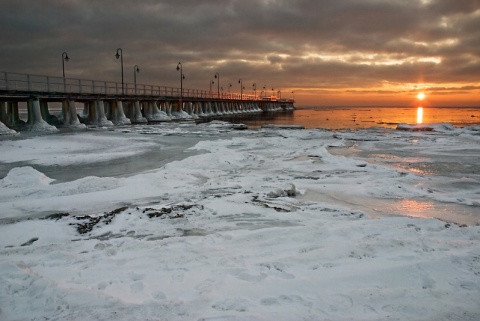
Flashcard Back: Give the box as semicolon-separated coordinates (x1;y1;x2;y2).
238;107;480;130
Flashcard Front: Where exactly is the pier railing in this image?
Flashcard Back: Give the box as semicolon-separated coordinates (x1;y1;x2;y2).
0;71;261;100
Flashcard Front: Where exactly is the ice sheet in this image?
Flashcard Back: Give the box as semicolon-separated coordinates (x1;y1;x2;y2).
0;123;479;320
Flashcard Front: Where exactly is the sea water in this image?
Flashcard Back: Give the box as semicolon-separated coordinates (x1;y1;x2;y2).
237;106;480;129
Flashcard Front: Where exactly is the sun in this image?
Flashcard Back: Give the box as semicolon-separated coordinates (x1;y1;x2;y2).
417;92;426;100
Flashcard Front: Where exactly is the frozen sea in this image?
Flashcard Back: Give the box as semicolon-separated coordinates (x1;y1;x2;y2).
0;114;480;320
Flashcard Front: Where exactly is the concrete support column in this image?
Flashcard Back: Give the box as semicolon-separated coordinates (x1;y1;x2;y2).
130;100;147;123
95;100;114;126
208;102;215;116
109;100;131;125
85;100;113;126
121;101;129;119
171;101;192;120
170;100;180;114
214;102;222;116
158;101;167;115
0;101;7;124
24;98;58;132
195;101;206;117
187;102;199;119
61;100;85;127
0;101;17;135
154;101;171;121
204;102;212;116
233;102;239;114
86;101;96;124
164;101;173;118
39;100;60;125
81;102;90;120
141;101;151;119
5;102;23;129
198;102;206;116
143;101;170;122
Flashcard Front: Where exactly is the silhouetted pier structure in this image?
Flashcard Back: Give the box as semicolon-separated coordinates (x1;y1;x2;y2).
0;71;295;133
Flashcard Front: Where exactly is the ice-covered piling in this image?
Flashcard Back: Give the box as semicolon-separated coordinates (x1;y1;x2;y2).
142;101;170;122
61;100;86;128
23;98;58;132
1;101;23;129
170;102;192;120
0;106;17;135
84;100;113;126
130;101;148;123
107;100;131;125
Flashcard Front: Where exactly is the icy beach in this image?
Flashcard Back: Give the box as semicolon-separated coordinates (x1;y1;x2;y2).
1;122;479;321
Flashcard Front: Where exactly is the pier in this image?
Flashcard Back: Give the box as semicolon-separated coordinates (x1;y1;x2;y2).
0;71;295;134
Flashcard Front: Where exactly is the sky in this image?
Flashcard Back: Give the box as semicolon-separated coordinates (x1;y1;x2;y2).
1;0;479;107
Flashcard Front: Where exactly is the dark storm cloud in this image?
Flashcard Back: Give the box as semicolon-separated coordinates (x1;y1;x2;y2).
1;0;479;103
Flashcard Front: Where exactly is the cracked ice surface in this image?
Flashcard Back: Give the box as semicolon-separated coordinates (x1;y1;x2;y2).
0;122;479;321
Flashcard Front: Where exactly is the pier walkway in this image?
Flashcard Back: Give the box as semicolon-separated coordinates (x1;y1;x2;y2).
0;71;295;134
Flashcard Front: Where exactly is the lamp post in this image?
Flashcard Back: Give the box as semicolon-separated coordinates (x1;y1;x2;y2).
115;48;124;94
292;91;295;100
176;62;185;104
133;65;139;95
277;90;281;99
62;51;69;92
271;88;274;98
209;80;214;98
253;83;257;98
238;79;243;100
62;51;69;79
214;72;220;98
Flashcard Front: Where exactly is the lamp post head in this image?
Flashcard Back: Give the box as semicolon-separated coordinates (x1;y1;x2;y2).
135;65;140;73
214;73;218;79
64;55;69;62
176;65;180;71
115;48;123;59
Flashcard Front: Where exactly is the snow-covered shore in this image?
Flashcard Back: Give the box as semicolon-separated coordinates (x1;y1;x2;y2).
1;122;479;320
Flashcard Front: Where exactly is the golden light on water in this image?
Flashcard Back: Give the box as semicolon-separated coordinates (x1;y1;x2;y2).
395;198;435;219
417;107;423;124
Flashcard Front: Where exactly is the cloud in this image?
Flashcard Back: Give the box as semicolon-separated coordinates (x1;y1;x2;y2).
0;0;479;105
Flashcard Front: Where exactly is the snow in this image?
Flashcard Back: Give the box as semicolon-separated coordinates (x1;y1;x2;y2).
0;122;479;321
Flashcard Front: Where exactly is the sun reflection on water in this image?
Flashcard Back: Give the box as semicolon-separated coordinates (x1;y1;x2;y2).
395;198;435;219
417;107;423;124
